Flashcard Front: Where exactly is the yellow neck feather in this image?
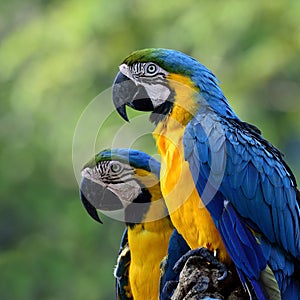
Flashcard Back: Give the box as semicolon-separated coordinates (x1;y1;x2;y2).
127;169;173;299
134;168;168;222
166;73;199;125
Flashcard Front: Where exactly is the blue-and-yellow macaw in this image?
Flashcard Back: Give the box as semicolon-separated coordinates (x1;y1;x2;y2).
112;48;300;299
79;148;174;300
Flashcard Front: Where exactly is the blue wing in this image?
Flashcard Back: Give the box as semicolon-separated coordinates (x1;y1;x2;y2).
115;228;133;300
182;110;299;298
223;118;300;259
259;237;300;299
183;111;300;259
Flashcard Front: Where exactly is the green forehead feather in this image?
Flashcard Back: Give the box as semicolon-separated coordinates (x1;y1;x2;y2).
123;48;163;65
123;48;195;76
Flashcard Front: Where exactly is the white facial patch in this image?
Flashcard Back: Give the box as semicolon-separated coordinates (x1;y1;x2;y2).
107;180;141;208
142;82;171;108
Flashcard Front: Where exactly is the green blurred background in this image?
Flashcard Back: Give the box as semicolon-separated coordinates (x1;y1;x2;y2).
1;0;300;299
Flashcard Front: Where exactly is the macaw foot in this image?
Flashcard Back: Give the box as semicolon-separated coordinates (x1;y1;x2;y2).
162;247;248;299
173;247;228;281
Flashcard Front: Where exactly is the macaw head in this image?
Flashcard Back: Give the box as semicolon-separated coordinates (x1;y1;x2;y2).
80;148;166;225
113;48;235;124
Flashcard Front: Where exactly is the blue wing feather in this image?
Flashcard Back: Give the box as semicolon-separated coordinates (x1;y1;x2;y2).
233;117;299;257
218;200;266;275
259;237;300;299
183;110;300;298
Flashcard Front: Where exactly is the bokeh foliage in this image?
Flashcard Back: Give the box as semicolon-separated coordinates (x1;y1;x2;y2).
1;0;300;299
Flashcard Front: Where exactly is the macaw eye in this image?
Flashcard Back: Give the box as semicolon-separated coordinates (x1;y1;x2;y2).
110;162;123;173
145;63;158;75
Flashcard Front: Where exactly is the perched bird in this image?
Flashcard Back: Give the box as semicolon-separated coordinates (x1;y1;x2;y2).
80;148;174;300
112;48;300;299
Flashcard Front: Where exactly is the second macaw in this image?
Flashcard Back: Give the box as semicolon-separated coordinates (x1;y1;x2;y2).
80;148;174;300
112;48;300;299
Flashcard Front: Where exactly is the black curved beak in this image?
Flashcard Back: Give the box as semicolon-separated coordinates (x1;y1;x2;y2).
80;189;102;224
80;177;124;223
112;71;154;121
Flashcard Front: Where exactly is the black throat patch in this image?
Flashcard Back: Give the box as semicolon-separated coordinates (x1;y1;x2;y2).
125;187;152;228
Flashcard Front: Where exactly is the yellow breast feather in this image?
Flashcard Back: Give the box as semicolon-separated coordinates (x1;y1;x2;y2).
153;74;231;264
127;169;174;299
